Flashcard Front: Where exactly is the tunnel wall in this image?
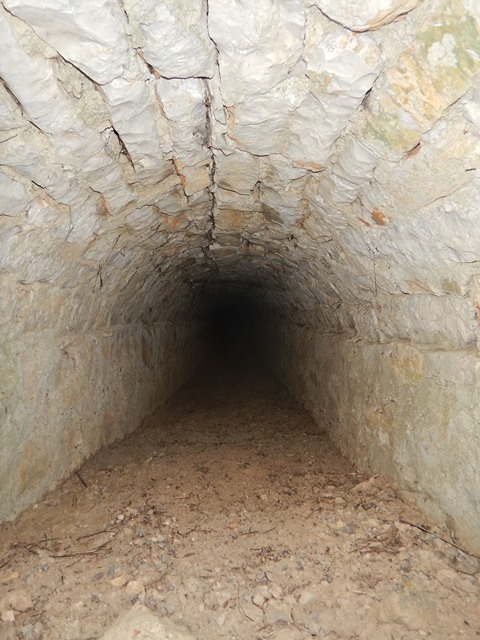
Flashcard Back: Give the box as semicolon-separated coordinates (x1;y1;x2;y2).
272;323;480;554
0;320;199;522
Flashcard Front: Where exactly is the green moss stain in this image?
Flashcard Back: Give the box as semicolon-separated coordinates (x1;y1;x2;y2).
362;0;480;154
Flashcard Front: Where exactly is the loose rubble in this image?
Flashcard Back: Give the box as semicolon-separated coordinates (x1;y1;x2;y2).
0;366;478;639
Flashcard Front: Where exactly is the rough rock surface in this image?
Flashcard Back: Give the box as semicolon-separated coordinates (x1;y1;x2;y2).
0;0;479;555
0;370;478;640
100;603;194;640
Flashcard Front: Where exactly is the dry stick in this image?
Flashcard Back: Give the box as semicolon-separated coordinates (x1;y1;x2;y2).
75;525;117;541
50;540;111;559
236;584;256;623
19;536;61;547
76;471;88;488
239;526;277;537
399;518;480;560
0;553;14;570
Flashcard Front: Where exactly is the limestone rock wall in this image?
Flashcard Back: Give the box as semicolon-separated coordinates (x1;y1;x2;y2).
0;0;479;550
271;325;480;553
1;321;200;521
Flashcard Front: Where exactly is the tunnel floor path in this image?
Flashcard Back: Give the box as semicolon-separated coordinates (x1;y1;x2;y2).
0;364;479;640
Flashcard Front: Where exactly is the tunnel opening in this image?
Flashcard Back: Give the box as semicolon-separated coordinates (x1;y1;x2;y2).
193;279;271;379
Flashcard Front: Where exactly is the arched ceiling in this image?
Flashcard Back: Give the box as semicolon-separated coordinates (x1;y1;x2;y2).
1;0;479;349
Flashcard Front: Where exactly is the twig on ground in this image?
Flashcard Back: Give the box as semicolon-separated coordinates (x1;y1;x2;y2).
399;518;480;560
0;553;14;570
75;525;117;541
50;540;111;558
76;471;88;488
239;526;277;537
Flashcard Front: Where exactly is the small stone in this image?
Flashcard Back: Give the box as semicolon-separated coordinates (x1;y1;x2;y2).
242;601;264;623
125;580;145;597
9;589;33;611
436;569;458;590
99;604;195;639
0;571;19;584
111;575;128;588
270;583;283;599
164;594;177;615
264;604;292;625
1;608;15;623
452;554;480;576
214;590;231;608
215;612;227;626
252;585;270;606
305;617;321;635
184;577;200;593
298;590;317;606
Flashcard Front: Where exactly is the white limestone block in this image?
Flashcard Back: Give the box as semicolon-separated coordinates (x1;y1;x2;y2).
229;76;309;156
376;294;476;348
66;196;102;244
101;77;172;170
123;0;216;78
156;78;211;194
288;25;382;169
25;200;68;234
333;139;378;186
310;0;423;31
124;206;160;232
216;187;255;212
0;86;24;132
156;78;209;166
215;150;259;195
0;10;77;136
260;154;309;191
0;172;32;216
216;207;267;235
4;0;130;84
0;226;22;271
208;0;305;103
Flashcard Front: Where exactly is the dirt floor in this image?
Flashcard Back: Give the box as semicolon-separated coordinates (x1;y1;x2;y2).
0;362;479;640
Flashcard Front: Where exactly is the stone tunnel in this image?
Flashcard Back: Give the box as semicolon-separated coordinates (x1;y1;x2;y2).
1;0;480;562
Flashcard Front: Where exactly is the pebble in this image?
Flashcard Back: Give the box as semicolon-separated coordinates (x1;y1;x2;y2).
298;590;317;606
164;594;177;615
215;612;227;626
20;622;44;640
0;571;19;584
1;609;15;623
436;569;458;590
264;603;292;625
452;553;480;575
269;583;283;599
111;575;128;588
252;585;270;606
6;589;33;611
241;601;263;623
125;580;145;597
214;590;231;608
